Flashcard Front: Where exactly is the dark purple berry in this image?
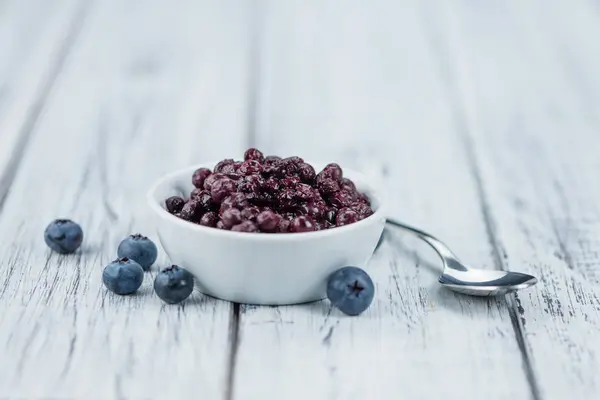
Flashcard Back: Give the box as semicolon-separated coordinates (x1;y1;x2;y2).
340;178;356;193
325;208;337;224
214;159;235;173
322;163;343;183
283;156;304;165
298;163;316;183
165;196;185;214
317;178;340;196
277;188;297;210
281;176;301;188
191;189;213;211
329;191;355;208
211;178;236;203
231;221;259;232
358;192;371;205
264;155;282;164
244;148;265;163
192;168;212;188
256;210;280;232
263;177;280;193
199;211;218;227
336;208;359;226
294;183;316;202
277;218;290;233
238;160;263;175
289;216;316;233
220;193;249;215
203;173;226;190
352;203;374;219
297;202;326;220
241;206;260;222
221;208;243;229
238;174;264;193
221;163;237;174
180;200;202;222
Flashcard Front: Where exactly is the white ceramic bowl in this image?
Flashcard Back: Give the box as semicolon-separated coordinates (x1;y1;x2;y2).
147;162;386;305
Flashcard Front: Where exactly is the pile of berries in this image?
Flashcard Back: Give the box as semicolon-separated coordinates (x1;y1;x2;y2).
164;148;375;233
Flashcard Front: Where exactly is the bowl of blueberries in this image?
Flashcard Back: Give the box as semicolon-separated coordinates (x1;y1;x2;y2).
147;148;386;306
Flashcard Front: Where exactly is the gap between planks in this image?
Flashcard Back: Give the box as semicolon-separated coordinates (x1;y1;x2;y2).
0;0;93;214
419;2;542;398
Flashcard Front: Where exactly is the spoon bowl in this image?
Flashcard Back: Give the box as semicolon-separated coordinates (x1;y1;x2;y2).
386;219;538;296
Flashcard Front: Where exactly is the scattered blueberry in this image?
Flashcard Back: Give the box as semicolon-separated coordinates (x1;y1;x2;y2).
102;257;144;295
44;219;84;254
117;234;158;271
153;265;195;304
326;266;375;316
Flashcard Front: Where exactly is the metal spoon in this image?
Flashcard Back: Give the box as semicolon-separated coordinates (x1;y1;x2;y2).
385;219;538;296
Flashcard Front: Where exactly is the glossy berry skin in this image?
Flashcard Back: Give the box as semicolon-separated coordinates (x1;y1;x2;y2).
231;221;259;232
326;266;374;316
165;196;185;214
203;173;226;191
200;211;219;227
44;219;84;254
221;208;243;229
102;257;144;295
244;148;265;163
117;234;158;271
211;178;236;203
298;163;316;183
180;200;202;222
289;216;316;233
336;208;360;226
214;159;235;173
154;265;194;304
256;210;280;232
192;168;212;188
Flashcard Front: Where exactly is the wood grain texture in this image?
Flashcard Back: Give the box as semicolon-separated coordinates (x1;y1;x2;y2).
231;2;532;399
431;0;600;398
0;0;251;398
0;0;85;206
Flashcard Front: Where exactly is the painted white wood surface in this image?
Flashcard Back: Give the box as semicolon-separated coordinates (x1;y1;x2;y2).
432;1;600;398
0;0;84;198
232;2;531;399
0;0;251;398
0;0;599;399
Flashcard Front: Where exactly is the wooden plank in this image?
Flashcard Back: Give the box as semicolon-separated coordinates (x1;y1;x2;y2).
432;0;600;398
231;1;531;399
0;0;85;202
0;1;251;398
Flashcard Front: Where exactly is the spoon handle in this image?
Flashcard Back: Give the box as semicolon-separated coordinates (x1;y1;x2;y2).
385;218;468;272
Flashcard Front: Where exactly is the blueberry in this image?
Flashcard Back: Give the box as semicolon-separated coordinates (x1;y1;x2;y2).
102;257;144;295
244;148;265;163
336;208;359;226
326;266;374;316
231;220;259;232
256;210;280;232
165;196;185;214
117;234;158;271
289;216;316;233
192;168;212;189
44;219;83;254
154;265;194;304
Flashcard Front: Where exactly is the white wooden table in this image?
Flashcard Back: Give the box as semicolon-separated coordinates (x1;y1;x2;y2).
1;1;599;399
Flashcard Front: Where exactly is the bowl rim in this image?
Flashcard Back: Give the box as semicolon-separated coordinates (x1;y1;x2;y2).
146;162;386;241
